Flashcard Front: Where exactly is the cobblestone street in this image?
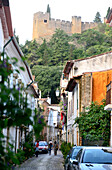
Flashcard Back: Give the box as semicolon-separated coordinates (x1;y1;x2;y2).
15;150;64;170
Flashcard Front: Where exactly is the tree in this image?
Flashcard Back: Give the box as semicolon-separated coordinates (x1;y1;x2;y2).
21;25;112;104
14;28;19;44
33;109;46;140
32;65;63;103
49;29;70;65
106;7;110;18
74;101;110;146
93;12;102;23
47;4;51;20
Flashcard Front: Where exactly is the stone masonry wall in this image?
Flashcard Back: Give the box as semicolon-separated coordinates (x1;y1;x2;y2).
32;12;98;44
81;73;92;111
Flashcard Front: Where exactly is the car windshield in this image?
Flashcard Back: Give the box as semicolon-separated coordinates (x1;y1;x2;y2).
39;142;46;146
82;149;112;164
72;148;82;159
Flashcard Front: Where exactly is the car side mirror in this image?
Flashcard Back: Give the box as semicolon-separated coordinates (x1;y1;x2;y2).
73;159;78;165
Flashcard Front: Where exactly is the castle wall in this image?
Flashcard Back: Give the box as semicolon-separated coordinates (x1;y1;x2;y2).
72;16;81;34
32;12;98;44
81;22;98;32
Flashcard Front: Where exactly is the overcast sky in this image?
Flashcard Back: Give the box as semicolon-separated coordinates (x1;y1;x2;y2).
9;0;111;45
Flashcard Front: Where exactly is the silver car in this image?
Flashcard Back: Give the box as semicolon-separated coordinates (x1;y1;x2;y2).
64;146;83;170
72;146;112;170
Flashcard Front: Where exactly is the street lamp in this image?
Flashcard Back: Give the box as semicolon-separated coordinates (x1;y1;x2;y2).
56;88;59;97
56;88;60;104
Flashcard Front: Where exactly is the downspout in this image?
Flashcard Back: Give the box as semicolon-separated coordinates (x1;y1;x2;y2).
26;80;33;88
3;36;14;60
3;36;14;52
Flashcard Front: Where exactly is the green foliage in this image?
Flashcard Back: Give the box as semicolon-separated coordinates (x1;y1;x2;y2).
23;142;34;159
47;4;51;20
32;65;63;103
16;149;25;164
21;25;112;67
33;109;46;140
21;25;112;104
0;53;33;169
60;142;72;159
16;131;35;163
106;7;110;18
49;29;70;65
93;12;102;23
74;101;110;146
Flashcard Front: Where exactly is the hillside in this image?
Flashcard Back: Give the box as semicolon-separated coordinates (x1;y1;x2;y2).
21;23;112;103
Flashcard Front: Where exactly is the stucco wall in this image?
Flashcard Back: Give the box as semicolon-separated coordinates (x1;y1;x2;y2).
92;70;112;104
0;19;4;52
69;52;112;81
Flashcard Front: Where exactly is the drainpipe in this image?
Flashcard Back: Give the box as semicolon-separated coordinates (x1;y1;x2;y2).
3;36;14;60
26;80;33;88
3;36;14;51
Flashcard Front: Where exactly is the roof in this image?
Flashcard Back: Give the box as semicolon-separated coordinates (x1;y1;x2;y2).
50;104;60;107
106;8;112;23
39;98;50;105
39;98;47;101
66;75;82;92
63;60;74;75
63;51;112;75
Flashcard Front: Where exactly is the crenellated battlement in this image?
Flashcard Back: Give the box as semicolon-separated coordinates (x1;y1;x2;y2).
32;11;98;44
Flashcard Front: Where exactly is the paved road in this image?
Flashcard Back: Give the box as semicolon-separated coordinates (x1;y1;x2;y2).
15;150;64;170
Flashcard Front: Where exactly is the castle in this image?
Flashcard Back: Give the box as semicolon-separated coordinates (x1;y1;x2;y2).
32;11;98;44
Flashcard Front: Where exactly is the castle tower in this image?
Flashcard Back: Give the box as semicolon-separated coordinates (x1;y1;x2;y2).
72;16;81;34
32;12;50;43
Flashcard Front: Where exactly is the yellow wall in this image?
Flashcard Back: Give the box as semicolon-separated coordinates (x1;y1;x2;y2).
92;70;112;104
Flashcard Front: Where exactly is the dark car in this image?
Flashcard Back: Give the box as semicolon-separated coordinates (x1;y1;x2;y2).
72;146;112;170
38;141;48;153
64;146;83;170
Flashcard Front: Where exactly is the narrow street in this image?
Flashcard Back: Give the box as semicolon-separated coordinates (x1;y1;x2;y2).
15;150;64;170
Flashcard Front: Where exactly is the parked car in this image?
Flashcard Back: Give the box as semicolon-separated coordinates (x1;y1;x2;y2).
72;146;112;170
64;146;83;170
38;141;48;153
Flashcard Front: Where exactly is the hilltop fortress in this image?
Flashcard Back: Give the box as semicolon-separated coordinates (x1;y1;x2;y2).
32;12;98;44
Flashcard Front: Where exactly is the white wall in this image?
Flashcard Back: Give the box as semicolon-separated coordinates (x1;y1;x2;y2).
0;19;4;52
69;53;112;80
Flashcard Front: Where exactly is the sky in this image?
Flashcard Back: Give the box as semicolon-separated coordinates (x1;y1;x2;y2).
9;0;111;45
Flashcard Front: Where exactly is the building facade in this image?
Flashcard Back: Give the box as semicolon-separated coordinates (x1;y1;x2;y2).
0;0;39;152
61;51;112;145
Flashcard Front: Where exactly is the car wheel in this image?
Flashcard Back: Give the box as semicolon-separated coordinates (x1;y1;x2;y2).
64;165;66;170
67;166;71;170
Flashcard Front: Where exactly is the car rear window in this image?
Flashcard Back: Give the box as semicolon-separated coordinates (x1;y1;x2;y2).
82;149;112;164
39;142;45;146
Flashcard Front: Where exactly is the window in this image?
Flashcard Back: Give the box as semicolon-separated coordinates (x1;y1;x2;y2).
44;20;47;23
